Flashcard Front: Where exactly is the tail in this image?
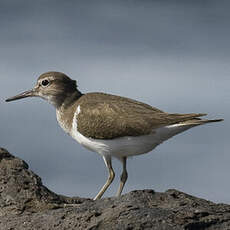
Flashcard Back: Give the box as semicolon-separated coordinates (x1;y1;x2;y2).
152;117;223;147
180;118;223;126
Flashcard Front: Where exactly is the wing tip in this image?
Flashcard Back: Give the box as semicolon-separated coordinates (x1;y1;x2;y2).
198;113;207;117
206;118;224;123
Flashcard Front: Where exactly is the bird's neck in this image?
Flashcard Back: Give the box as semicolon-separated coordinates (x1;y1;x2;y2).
61;89;83;109
55;89;83;134
51;89;83;109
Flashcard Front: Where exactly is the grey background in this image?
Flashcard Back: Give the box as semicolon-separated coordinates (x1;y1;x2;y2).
0;0;229;203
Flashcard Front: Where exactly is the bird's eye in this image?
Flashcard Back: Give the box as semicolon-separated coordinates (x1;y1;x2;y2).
41;79;50;87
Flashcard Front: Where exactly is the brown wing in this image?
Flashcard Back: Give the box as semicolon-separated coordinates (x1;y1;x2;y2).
76;93;206;139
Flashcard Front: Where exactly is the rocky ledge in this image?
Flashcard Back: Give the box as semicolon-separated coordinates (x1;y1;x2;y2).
0;147;230;230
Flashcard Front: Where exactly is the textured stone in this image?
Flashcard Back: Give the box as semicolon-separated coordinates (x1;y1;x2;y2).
0;147;230;230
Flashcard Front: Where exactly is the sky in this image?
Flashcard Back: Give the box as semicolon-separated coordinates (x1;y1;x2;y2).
0;0;229;203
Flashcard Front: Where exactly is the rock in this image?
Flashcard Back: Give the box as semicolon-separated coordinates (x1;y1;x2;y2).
0;147;230;230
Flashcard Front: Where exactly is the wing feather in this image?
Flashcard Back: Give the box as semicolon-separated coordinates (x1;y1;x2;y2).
76;93;206;139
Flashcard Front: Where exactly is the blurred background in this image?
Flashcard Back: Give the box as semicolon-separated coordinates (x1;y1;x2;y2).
0;0;229;203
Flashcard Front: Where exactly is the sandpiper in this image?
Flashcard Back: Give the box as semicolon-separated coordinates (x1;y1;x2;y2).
5;71;223;200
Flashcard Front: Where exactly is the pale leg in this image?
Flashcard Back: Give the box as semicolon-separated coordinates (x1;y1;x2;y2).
116;157;128;197
93;155;115;200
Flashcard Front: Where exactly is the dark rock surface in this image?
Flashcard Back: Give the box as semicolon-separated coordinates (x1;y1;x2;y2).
0;147;230;230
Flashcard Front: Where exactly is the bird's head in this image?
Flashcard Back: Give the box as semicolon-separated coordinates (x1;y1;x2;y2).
5;71;79;108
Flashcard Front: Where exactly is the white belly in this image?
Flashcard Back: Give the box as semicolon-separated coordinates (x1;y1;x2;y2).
71;129;158;158
71;112;194;159
68;105;198;159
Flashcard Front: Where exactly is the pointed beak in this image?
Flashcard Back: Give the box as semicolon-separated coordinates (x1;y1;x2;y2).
5;89;36;102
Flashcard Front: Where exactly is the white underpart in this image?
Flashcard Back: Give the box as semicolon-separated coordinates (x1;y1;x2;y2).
71;106;197;159
39;93;57;107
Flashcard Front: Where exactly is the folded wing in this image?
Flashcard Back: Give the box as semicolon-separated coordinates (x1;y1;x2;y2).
76;93;207;139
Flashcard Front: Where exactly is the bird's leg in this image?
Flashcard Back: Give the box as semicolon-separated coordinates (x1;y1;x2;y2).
116;157;128;197
93;155;115;200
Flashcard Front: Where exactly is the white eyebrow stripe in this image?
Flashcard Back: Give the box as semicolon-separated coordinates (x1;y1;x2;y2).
38;76;55;84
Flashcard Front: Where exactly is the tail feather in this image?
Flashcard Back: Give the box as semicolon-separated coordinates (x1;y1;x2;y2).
180;118;223;126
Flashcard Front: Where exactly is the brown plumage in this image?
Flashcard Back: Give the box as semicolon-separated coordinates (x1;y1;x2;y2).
75;93;215;139
5;71;223;200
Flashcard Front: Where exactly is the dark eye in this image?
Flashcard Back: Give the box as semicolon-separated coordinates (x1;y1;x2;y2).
41;79;50;87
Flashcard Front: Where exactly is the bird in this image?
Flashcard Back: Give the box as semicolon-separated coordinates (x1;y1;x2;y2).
5;71;223;200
